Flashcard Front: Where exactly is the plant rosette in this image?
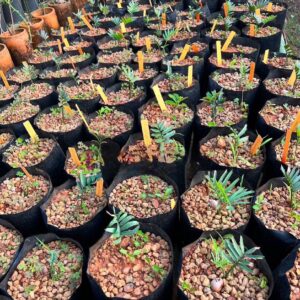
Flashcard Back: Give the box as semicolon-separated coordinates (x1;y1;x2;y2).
98;49;134;66
7;66;39;86
243;24;280;38
263;77;300;99
208;14;237;28
118;67;159;85
240;13;276;26
208;54;252;70
259;100;300;134
0;222;22;279
140;95;194;131
196;92;248;129
16;82;55;108
182;169;253;232
35;105;82;134
65;141;103;178
178;233;272;299
43;180;107;230
0;101;40;128
199;125;267;170
108;173;177;219
0;171;51;216
78;65;117;86
287;249;300;300
4;236;83;300
254;168;300;239
88;221;173;299
0;132;15;153
133;49;164;66
88;107;134;142
3;136;57;170
118;131;185;164
0;85;19;107
102;83;146;107
271;136;300;169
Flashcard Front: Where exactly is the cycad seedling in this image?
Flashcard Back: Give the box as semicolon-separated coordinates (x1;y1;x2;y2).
228;125;249;165
205;170;253;211
165;93;188;109
281;166;300;209
127;0;139;15
120;65;138;96
21;64;38;83
211;235;264;277
99;4;110;16
40;29;49;42
108;29;124;41
151;122;176;157
106;209;140;244
57;87;71;122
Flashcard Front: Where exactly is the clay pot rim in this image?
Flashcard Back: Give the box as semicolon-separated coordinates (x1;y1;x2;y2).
0;28;27;39
32;7;56;17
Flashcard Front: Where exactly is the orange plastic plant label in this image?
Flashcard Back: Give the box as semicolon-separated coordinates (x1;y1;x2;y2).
78;47;84;55
191;44;200;53
179;44;190;61
249;24;255;36
291;111;300;132
222;31;236;51
250;135;263;155
0;70;10;88
162;13;167;26
20;165;33;181
64;105;74;116
223;3;229;17
288;69;297;87
248;62;256;82
23;120;39;143
153;85;167;111
141;119;152;147
196;13;200;23
188;65;193;87
137;51;144;73
145;37;152;51
281;129;292;164
96;178;104;197
68;147;81;166
67;17;76;33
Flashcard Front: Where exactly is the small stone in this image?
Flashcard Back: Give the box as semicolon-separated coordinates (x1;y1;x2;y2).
211;278;224;292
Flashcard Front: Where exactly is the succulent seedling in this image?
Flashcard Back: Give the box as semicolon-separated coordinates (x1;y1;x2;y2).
281;166;300;209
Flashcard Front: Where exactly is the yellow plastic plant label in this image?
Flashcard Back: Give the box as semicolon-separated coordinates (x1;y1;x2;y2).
179;44;190;61
68;147;81;166
266;2;273;12
78;47;84;55
188;65;193;87
96;85;108;104
222;31;236;51
171;198;176;209
75;104;91;131
20;165;33;181
67;17;76;32
120;22;126;33
0;70;10;88
117;2;122;8
210;20;217;34
57;39;63;54
141;119;152;147
60;26;65;40
96;178;104;197
216;41;222;66
248;62;256;82
23;121;39;143
81;15;94;30
263;49;269;64
63;38;70;48
255;8;261;16
137;51;144;73
22;61;28;67
145;37;152;51
288;69;297;86
153;85;167;111
90;76;95;90
143;9;147;17
136;31;140;43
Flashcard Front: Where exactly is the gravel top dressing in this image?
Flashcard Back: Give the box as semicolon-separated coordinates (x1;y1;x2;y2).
287;250;300;300
264;78;300;98
275;140;299;168
17;83;54;101
0;132;14;150
0;85;18;101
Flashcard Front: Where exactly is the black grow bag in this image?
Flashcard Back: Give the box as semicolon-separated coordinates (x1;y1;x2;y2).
96;35;131;53
106;164;179;237
40;179;110;249
151;73;201;107
196;126;267;189
246;177;299;271
87;222;175;300
80;27;107;43
181;169;253;239
0;233;86;300
176;230;274;299
118;132;187;193
39;66;78;86
61;80;100;114
78;64;118;88
34;106;84;151
256;97;300;140
0;168;53;237
201;26;241;46
0;85;19;108
208;68;261;106
242;25;282;53
64;140;121;186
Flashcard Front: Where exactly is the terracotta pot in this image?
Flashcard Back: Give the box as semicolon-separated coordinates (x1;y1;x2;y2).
31;7;60;30
50;1;73;26
0;28;32;65
71;0;88;11
19;17;44;48
0;43;14;73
